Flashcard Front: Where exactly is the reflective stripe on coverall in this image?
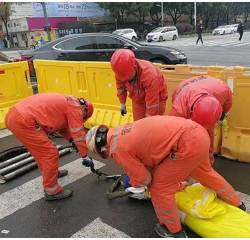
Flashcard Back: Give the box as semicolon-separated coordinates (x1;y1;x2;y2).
116;59;168;120
170;75;232;161
5;93;88;194
107;116;240;233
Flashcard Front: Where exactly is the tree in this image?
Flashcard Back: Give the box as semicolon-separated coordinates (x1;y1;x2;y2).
99;2;132;25
150;3;162;26
0;2;12;41
129;3;153;25
164;2;188;25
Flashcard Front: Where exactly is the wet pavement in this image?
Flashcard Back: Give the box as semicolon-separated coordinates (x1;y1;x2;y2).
0;134;249;238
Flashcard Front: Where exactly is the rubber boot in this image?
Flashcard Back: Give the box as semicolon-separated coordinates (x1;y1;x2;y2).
154;223;188;238
58;169;68;178
239;202;246;211
44;188;73;201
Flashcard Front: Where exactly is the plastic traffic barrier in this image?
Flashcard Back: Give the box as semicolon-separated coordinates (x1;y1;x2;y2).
0;61;32;129
221;67;250;162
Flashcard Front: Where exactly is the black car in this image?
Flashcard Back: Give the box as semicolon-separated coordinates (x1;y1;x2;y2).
20;32;187;76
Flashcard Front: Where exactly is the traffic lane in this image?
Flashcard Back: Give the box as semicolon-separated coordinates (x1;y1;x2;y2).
179;46;250;66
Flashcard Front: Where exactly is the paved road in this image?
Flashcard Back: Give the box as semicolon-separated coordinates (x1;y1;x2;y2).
142;31;250;66
0;131;250;238
1;32;250;67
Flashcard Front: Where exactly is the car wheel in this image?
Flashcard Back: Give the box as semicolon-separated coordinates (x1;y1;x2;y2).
151;59;166;64
132;36;136;41
159;36;163;42
172;35;177;40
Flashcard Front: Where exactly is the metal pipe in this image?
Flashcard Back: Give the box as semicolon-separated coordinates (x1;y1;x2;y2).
0;162;37;184
0;147;72;184
0;148;72;176
0;152;31;169
0;145;63;169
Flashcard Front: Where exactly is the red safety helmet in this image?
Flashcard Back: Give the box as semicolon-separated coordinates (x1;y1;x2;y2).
111;49;136;82
191;95;222;127
78;98;94;119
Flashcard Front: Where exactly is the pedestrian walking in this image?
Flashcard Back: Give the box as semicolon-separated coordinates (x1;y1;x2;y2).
196;21;203;45
237;21;244;41
111;49;168;121
84;115;245;238
30;36;38;49
170;75;232;165
5;93;94;201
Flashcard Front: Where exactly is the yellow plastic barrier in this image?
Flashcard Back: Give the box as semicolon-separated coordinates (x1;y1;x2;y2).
34;60;225;150
0;61;32;129
221;67;250;162
34;60;133;128
176;184;250;237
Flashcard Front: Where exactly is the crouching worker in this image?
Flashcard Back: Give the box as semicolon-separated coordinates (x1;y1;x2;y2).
170;75;232;165
5;93;94;201
84;116;244;238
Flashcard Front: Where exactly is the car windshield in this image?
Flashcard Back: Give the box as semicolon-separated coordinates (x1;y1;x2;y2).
151;27;164;33
113;30;124;34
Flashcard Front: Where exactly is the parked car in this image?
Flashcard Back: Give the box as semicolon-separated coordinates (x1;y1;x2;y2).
146;26;178;42
19;33;187;77
112;28;137;41
212;25;235;35
232;24;239;33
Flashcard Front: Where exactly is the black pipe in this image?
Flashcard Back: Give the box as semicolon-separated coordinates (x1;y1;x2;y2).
0;147;72;184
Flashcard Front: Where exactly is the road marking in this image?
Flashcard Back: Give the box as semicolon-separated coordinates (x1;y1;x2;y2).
0;129;12;139
0;158;105;220
70;217;130;238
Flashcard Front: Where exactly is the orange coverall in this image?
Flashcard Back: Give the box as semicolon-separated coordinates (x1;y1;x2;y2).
116;59;168;120
170;75;232;159
106;115;240;233
5;93;88;194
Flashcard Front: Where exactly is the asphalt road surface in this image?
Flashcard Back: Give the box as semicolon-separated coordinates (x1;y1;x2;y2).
1;31;250;67
0;130;250;238
143;31;250;67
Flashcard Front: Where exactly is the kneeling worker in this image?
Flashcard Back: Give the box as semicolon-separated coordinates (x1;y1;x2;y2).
84;115;245;238
170;75;233;164
5;93;94;201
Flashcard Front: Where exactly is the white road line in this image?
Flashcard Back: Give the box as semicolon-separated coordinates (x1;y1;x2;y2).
0;129;12;139
0;158;105;220
70;217;130;238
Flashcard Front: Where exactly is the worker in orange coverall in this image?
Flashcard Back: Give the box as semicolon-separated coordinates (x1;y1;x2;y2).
5;93;94;201
84;115;245;238
111;49;168;121
170;75;232;165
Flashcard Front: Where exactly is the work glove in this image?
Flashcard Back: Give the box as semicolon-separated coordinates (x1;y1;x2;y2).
120;104;127;116
121;174;131;188
82;156;94;168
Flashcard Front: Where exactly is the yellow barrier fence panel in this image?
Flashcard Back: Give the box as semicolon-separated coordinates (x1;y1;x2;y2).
78;62;133;128
34;60;226;153
34;60;85;97
0;61;32;129
221;67;250;162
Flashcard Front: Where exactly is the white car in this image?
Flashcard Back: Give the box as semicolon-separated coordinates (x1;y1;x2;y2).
146;26;178;42
212;25;235;35
112;28;137;41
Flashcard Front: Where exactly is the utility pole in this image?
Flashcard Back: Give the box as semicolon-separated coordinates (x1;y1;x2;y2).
194;2;197;33
40;2;51;42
